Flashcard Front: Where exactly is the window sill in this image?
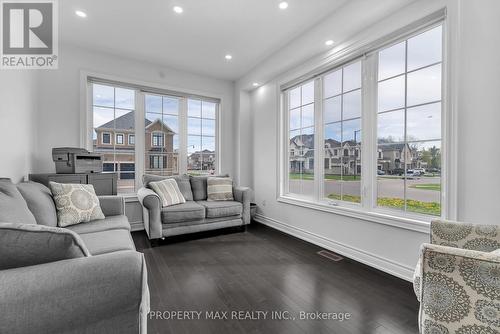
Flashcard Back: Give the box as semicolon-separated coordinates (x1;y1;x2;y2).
277;195;431;234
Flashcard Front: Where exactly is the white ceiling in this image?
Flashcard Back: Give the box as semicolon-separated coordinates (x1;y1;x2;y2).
60;0;348;81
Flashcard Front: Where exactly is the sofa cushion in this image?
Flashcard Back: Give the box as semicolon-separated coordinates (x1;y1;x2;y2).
49;182;105;227
65;215;131;234
0;179;37;225
197;201;242;218
150;178;186;207
190;175;230;201
79;229;136;255
161;201;205;224
0;223;89;270
17;181;57;227
207;177;234;201
143;174;193;201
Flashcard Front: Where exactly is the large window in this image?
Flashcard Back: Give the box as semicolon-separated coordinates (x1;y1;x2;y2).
90;82;219;194
92;84;136;194
282;23;444;220
187;99;217;175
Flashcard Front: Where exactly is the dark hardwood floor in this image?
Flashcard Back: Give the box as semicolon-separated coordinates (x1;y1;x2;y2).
132;223;419;334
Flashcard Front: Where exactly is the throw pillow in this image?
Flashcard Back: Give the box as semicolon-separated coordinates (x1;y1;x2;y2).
149;178;186;207
0;178;37;225
0;223;90;270
143;174;194;201
49;182;105;227
207;177;234;201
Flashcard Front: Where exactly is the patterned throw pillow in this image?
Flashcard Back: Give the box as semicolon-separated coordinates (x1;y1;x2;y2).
149;178;186;207
207;177;234;201
49;182;105;227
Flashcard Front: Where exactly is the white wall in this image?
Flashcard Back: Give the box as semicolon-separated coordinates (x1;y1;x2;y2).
34;44;235;176
0;71;38;182
237;0;500;280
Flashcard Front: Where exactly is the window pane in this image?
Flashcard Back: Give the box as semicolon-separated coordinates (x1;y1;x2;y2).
202;136;215;151
405;141;441;216
163;115;178;134
408;25;442;71
407;102;441;141
188;135;201;154
201;154;216;173
377;110;405;144
343;62;361;92
93;107;114;133
324;70;341;98
202;119;216;137
290;107;301;130
163;97;179;115
324;96;341;124
342;119;361;143
378;75;405;112
289;87;301;109
407;64;441;106
301;104;314;128
290;129;300;143
302;81;314;105
93;84;114;107
202;101;216;119
145;95;162;113
188;153;202;173
324;123;342;143
378;41;406;81
145;112;161;124
289;150;314;198
343;89;361;120
115;88;134;110
188;99;202;117
301;127;315;150
188;117;202;135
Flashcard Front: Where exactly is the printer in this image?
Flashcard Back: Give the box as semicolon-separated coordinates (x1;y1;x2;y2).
52;147;103;174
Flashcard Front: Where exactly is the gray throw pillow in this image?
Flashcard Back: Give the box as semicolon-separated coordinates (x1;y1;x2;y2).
49;182;105;227
0;223;90;270
190;174;229;201
207;177;234;201
143;174;193;201
17;182;57;227
0;178;37;225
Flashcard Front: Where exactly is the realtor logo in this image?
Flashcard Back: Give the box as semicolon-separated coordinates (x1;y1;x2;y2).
1;0;58;69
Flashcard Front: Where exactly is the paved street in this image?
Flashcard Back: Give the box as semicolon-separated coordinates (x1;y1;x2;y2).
290;176;441;202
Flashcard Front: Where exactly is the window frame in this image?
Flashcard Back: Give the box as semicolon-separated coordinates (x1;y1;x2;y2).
277;13;453;230
151;131;165;148
82;74;222;195
116;133;124;145
128;134;135;145
101;132;111;145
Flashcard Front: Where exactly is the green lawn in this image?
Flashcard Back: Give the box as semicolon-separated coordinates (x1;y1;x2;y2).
327;193;440;216
289;173;360;181
409;183;441;191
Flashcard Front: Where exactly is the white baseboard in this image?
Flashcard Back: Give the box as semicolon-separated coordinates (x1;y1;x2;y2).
254;213;415;282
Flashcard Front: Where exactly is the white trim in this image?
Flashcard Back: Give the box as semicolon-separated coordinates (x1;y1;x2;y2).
254;213;415;281
151;131;165;148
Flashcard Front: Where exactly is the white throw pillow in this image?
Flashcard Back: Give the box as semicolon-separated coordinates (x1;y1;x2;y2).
49;182;105;227
149;178;186;207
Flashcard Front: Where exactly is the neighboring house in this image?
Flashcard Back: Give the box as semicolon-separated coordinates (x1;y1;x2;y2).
188;150;216;172
94;111;178;180
377;143;428;173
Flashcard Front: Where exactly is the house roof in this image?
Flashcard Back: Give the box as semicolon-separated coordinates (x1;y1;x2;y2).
97;111;175;134
291;134;360;149
189;150;215;158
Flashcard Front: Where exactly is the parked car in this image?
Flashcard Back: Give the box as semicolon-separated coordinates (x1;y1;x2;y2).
414;168;426;175
377;170;386;175
391;168;405;176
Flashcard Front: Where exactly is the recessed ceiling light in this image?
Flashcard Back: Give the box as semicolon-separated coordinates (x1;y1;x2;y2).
252;83;259;87
173;6;183;14
225;54;232;60
279;1;289;9
75;10;87;18
325;40;334;46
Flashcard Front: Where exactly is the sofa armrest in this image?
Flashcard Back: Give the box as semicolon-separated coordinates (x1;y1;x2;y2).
98;195;125;216
234;187;251;225
430;219;500;250
417;243;500;332
137;187;162;239
0;251;150;334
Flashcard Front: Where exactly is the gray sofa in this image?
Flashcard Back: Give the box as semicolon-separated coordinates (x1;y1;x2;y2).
0;179;149;334
138;174;251;241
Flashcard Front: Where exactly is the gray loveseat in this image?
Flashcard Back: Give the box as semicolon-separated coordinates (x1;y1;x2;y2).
138;174;251;241
0;179;149;334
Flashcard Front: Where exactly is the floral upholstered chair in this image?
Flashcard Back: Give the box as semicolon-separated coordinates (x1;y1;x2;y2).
414;219;500;334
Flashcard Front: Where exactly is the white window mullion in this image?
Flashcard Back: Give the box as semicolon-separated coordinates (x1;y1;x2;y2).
135;91;145;188
361;54;378;210
179;97;188;174
313;77;323;202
